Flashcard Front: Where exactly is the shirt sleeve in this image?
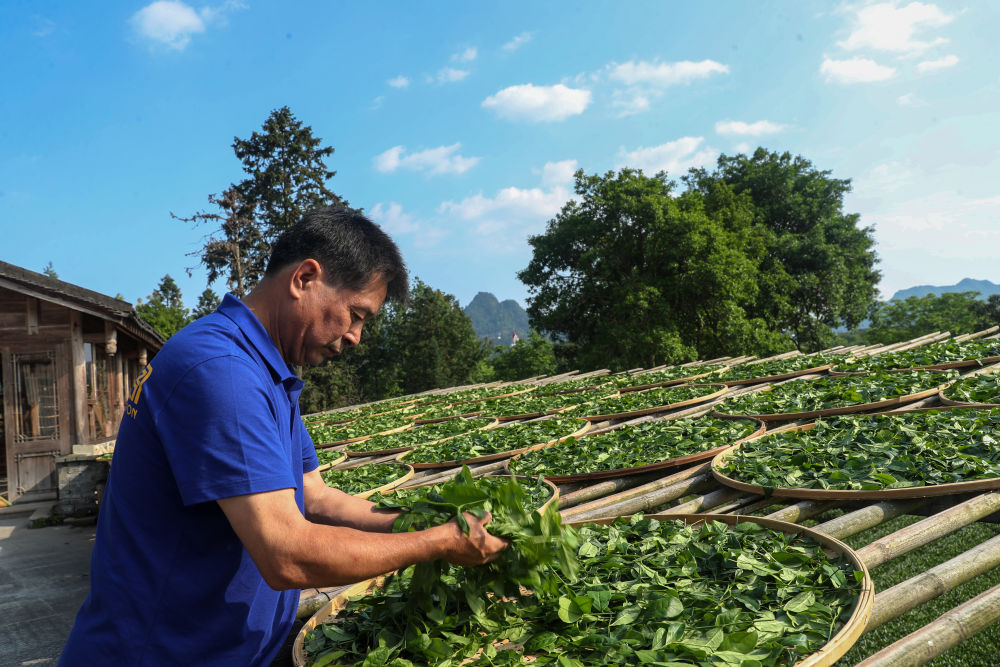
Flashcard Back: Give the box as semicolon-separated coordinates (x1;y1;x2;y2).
297;418;320;474
155;355;298;505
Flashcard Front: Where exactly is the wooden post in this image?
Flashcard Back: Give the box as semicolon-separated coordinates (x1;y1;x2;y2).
68;311;88;446
26;297;39;335
104;322;118;356
138;346;147;368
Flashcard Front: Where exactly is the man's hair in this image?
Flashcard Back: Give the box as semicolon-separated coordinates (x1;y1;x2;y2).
265;206;408;303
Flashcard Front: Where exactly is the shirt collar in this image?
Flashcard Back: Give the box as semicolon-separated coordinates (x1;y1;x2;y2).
217;293;301;388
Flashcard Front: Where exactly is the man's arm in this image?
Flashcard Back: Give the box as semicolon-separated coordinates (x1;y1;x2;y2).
217;486;507;590
300;467;399;532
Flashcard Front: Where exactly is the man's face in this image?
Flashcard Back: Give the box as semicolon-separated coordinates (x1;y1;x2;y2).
290;272;387;366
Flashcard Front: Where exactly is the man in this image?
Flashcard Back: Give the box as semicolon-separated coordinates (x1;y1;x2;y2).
61;207;507;665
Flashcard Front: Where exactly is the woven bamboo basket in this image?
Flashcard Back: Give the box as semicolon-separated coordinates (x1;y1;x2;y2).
712;420;1000;499
507;417;765;483
293;511;872;667
397;421;592;469
566;513;874;667
712;378;953;423
713;363;833;386
313;422;414;448
615;365;730;393
344;419;500;457
581;384;730;422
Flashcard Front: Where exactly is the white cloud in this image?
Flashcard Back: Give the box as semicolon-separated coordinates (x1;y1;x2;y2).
369;202;420;235
31;16;57;38
733;142;753;154
541;160;579;186
502;32;532;52
370;95;385;110
481;83;591;122
130;1;204;49
611;91;651;117
715;120;788;136
439;185;570;237
373;143;480;175
387;75;410;88
451;47;477;63
435;67;469;83
821;57;896;83
872;192;1000;258
129;0;243;50
859;161;916;194
838;2;953;55
616;137;718;176
897;92;920;106
916;54;959;73
607;59;730;87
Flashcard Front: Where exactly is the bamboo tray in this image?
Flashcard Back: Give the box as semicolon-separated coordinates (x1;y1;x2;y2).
344;419;500;457
354;464;415;500
293;511;872;667
615;366;728;393
490;404;582;422
315;452;348;472
507;418;765;483
396;422;592;469
937;390;1000;409
711;380;953;422
313;422;414;448
712;363;833;386
711;422;1000;499
412;410;486;425
566;513;874;667
581;384;730;422
830;355;1000;375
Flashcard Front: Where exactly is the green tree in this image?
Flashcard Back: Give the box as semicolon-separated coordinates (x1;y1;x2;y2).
391;280;488;394
519;168;786;371
180;107;349;295
865;292;988;344
489;330;558;381
685;148;881;350
42;261;58;279
191;289;221;319
136;275;190;339
975;295;1000;331
175;186;260;297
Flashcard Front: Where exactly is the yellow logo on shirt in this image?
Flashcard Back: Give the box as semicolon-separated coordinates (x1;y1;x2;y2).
125;364;153;418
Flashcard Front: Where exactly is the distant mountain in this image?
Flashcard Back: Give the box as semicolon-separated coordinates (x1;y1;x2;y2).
890;278;1000;301
464;292;531;344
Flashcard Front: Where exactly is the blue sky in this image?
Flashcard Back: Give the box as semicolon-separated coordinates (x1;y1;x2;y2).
3;1;998;312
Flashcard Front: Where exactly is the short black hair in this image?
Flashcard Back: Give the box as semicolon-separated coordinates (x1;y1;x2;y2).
265;206;408;304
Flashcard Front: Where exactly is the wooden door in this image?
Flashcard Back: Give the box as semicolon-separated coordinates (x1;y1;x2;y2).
1;344;71;503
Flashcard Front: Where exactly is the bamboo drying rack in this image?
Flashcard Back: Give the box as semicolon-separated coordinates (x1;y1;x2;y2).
294;327;1000;666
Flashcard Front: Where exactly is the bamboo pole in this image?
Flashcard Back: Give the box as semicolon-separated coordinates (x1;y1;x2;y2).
812;499;926;541
764;499;838;523
709;494;774;515
557;470;671;509
559;462;712;514
399;459;508;488
680;489;760;514
662;488;754;515
856;492;1000;569
857;581;1000;667
562;472;718;522
727;497;784;516
867;531;1000;630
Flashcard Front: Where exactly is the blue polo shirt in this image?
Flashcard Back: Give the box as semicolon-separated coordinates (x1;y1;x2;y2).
61;294;320;666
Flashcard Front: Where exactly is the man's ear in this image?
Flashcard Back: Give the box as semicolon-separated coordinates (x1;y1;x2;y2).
289;259;324;299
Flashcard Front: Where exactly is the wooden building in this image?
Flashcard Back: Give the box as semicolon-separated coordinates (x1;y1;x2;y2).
0;261;163;504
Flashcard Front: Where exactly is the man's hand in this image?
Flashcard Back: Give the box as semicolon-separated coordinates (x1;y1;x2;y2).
442;511;510;567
